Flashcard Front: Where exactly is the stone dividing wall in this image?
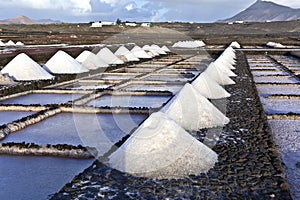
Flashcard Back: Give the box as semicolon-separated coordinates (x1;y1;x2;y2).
0;107;61;140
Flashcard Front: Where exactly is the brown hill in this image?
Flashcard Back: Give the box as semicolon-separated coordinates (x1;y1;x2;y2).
0;15;36;24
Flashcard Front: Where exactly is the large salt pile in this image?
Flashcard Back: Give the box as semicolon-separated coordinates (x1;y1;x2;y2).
109;111;218;179
115;46;140;62
205;62;235;85
192;72;231;99
150;44;167;55
131;46;152;59
1;53;54;81
44;50;88;74
76;50;109;70
97;47;124;65
142;45;160;57
162;83;229;131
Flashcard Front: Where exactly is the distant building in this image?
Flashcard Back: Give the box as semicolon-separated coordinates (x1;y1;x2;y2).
90;21;117;28
91;22;102;28
125;23;137;27
234;21;244;24
141;23;153;27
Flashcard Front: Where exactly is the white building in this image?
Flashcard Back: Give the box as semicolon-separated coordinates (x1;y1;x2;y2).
125;23;137;27
91;22;102;28
141;23;153;27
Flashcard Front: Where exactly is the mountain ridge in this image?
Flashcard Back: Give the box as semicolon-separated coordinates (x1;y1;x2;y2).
0;15;63;24
220;0;300;22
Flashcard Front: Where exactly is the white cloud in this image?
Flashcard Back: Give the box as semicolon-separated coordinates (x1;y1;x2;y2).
2;0;92;14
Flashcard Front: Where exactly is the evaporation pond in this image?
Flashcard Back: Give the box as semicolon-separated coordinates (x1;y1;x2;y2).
0;93;84;105
144;75;193;82
257;85;300;96
254;76;299;84
251;70;288;76
0;155;93;200
87;95;171;108
0;111;34;126
125;84;184;94
260;98;300;114
2;113;147;155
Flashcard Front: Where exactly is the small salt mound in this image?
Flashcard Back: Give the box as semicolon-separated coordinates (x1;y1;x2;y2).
161;45;171;52
0;72;14;84
0;40;6;46
131;46;152;59
1;53;54;81
172;40;205;48
76;50;109;70
266;42;286;48
97;47;124;65
230;41;241;49
205;62;235;85
44;50;89;74
150;44;167;55
15;41;25;46
142;45;160;57
109;111;218;179
162;83;230;130
222;47;237;61
213;60;237;77
115;46;140;62
192;72;231;99
6;40;15;46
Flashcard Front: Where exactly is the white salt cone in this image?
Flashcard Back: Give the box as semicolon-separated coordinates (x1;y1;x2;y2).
76;50;109;70
109;111;218;179
205;63;235;85
97;47;124;65
162;83;230;131
213;61;237;77
192;72;231;99
1;53;54;81
115;46;140;62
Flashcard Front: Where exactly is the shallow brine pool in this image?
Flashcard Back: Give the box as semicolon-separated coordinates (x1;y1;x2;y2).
0;111;35;126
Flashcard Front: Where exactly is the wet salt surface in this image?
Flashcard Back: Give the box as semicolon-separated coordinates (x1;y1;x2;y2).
268;120;300;200
0;93;84;105
260;97;300;114
257;85;300;97
125;84;184;94
251;71;288;76
0;111;35;126
86;95;171;108
0;155;93;200
253;76;299;84
143;75;192;82
2;113;147;155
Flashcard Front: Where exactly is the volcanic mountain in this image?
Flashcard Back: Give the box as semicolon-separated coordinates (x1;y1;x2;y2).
0;15;36;24
221;0;300;22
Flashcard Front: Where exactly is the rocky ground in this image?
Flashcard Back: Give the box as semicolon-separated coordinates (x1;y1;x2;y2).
50;51;291;199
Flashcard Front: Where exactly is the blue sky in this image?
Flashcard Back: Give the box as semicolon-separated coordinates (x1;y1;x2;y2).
0;0;299;23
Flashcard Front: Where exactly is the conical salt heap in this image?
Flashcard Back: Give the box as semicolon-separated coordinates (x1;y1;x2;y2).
143;45;159;57
44;50;88;74
15;41;25;46
162;83;230;131
97;47;124;65
230;41;241;49
0;72;14;84
215;55;236;70
1;53;54;81
109;111;218;179
115;46;140;62
151;44;167;55
161;45;171;52
6;40;15;46
192;72;231;99
76;50;109;70
205;62;235;85
213;60;237;77
0;40;5;46
131;46;152;59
